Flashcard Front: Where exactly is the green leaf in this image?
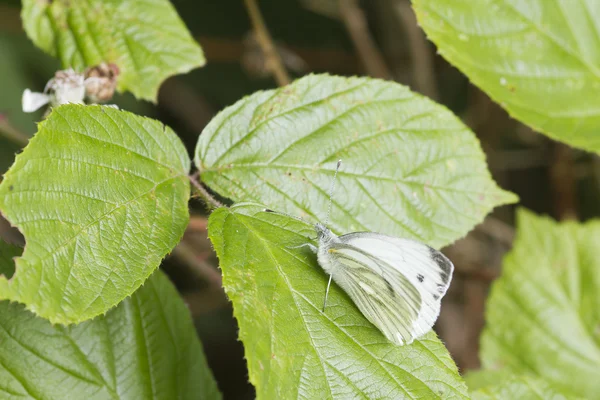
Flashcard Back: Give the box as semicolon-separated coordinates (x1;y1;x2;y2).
464;369;518;392
480;209;600;399
196;74;516;249
0;240;21;279
208;203;469;399
413;0;600;153
21;0;205;102
470;374;579;400
0;270;221;400
0;104;190;324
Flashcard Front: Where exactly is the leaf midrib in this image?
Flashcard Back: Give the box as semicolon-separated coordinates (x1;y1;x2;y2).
233;211;460;399
203;163;500;196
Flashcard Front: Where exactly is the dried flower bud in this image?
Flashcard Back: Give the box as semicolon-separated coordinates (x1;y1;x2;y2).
84;63;120;103
48;68;86;106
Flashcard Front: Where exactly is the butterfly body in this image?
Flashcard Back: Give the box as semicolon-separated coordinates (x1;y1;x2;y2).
312;222;453;345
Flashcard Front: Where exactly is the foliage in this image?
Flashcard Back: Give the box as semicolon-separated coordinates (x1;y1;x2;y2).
196;74;516;248
5;0;600;398
0;242;220;400
469;373;578;400
413;0;600;153
478;210;600;399
0;105;190;324
21;0;205;101
208;203;469;399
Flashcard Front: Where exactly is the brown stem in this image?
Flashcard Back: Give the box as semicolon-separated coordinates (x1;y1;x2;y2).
243;0;291;86
170;242;222;287
394;0;438;100
0;115;29;147
338;0;393;80
189;173;224;209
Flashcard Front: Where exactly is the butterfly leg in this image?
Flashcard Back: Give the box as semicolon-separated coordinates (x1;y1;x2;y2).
322;274;333;312
289;243;317;253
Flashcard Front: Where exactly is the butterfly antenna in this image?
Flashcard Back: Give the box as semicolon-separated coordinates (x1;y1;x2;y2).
322;274;333;312
325;159;342;226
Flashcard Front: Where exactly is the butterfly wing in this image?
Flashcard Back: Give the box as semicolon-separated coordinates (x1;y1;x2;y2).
327;232;453;345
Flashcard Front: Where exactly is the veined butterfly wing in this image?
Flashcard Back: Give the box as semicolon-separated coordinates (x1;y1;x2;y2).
326;232;453;345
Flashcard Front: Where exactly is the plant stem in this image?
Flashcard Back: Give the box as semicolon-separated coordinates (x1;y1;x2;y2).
243;0;291;86
394;0;438;100
189;172;224;209
171;242;222;287
338;0;393;80
0;115;29;147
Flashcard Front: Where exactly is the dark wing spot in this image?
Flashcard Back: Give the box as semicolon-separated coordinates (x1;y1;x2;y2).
428;247;453;283
8;185;13;191
433;294;440;301
437;284;446;294
264;209;275;213
417;274;424;283
384;278;395;297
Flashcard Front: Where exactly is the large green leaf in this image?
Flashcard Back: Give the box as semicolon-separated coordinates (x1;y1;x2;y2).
0;105;190;324
0;266;221;400
480;209;600;398
469;375;578;400
196;74;516;249
208;203;469;399
413;0;600;153
21;0;205;102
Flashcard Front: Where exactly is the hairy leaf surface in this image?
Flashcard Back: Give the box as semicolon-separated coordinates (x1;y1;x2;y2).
0;268;220;400
209;203;469;399
21;0;205;101
413;0;600;153
0;105;190;324
196;74;516;249
480;209;600;398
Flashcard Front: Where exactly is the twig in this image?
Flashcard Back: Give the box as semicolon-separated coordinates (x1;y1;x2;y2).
243;0;291;86
0;115;29;147
189;172;224;209
394;0;438;100
338;0;393;80
170;241;222;287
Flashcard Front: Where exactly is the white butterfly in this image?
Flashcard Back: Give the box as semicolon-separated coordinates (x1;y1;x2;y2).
300;161;454;346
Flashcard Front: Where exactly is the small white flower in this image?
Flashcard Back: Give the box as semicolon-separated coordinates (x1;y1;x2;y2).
22;68;86;113
22;89;51;113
